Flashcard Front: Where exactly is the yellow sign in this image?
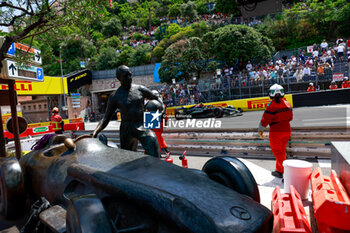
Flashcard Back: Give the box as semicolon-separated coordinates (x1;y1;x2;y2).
166;95;294;116
0;76;67;95
2;112;23;125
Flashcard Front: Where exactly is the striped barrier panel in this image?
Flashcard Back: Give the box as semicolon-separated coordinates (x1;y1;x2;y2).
272;185;311;233
310;168;350;232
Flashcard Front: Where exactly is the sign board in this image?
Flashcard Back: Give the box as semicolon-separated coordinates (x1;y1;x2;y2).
5;41;42;65
0;77;67;95
80;61;85;68
32;126;49;133
307;46;313;53
67;70;92;92
333;73;344;81
0;59;44;82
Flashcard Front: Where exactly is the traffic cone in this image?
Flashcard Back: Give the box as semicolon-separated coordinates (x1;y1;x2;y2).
179;151;188;168
165;152;173;163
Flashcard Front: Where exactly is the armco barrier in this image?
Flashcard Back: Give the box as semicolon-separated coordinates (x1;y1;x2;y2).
310;168;350;231
293;88;350;108
272;185;311;233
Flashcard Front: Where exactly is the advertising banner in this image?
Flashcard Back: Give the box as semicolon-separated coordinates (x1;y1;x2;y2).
166;95;294;116
333;73;344;81
0;76;67;95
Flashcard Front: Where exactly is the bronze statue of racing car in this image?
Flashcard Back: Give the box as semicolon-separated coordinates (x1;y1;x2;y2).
0;134;272;233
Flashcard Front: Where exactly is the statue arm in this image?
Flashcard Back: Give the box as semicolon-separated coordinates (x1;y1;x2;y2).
140;86;164;108
92;99;117;138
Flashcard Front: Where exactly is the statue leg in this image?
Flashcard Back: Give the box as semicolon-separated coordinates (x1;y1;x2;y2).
136;129;160;158
120;122;138;151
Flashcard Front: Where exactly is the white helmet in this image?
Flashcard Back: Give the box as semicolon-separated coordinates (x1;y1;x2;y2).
309;83;314;86
269;84;285;98
345;77;349;81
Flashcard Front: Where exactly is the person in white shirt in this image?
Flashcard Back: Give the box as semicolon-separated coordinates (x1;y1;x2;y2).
312;50;319;59
337;44;345;62
320;40;328;52
303;66;311;81
246;61;253;71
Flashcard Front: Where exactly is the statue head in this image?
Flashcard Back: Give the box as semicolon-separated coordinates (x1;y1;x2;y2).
116;65;132;88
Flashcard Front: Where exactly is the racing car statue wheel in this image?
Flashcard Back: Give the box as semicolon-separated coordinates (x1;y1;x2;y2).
66;194;114;233
213;107;223;118
202;156;260;203
0;157;26;219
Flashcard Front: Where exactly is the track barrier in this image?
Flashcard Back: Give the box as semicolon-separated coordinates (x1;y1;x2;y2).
72;126;350;159
272;185;311;233
310;168;350;232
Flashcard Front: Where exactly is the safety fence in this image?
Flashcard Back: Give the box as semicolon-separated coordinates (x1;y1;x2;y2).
71;126;350;159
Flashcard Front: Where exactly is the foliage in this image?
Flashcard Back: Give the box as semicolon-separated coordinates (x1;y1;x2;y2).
206;24;274;66
102;18;122;38
152;45;165;61
116;45;134;66
261;0;349;50
180;1;198;21
130;44;153;66
168;4;181;18
105;36;122;48
214;0;240;15
130;32;148;41
94;46;119;70
0;0;109;68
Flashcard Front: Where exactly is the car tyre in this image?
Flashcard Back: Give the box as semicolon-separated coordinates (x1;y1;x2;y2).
66;194;114;233
0;157;26;219
237;108;243;113
202;156;260;203
213;107;223;118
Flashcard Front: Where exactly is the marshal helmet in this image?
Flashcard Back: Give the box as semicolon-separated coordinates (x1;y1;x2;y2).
269;84;285;98
52;107;59;113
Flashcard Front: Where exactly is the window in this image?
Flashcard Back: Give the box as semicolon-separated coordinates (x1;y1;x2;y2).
22;106;26;110
39;105;42;109
33;105;36;110
44;104;47;109
28;106;31;110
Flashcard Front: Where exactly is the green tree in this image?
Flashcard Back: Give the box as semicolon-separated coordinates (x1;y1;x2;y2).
180;1;197;21
105;36;122;48
214;0;240;15
168;4;181;18
102;18;122;38
0;0;108;68
180;37;205;79
116;45;134;66
130;44;153;66
207;24;274;66
94;46;119;70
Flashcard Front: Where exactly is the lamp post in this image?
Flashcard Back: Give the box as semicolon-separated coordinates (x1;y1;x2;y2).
59;46;66;118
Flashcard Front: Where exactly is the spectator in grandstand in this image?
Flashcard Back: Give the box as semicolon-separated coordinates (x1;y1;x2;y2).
312;49;319;59
258;84;293;179
320;40;328;52
336;42;345;62
329;81;338;90
324;63;333;79
307;83;315;92
342;77;350;88
317;63;325;80
303;66;311;81
294;66;304;83
277;64;284;84
246;61;253;71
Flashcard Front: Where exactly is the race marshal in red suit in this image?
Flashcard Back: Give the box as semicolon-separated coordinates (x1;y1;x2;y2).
258;84;293;179
329;81;338;90
51;107;64;134
307;82;315;92
342;77;350;88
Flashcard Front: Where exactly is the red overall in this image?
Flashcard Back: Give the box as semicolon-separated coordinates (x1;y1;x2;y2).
51;113;63;133
260;99;293;173
153;115;168;150
329;84;338;90
342;80;350;88
307;86;315;92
